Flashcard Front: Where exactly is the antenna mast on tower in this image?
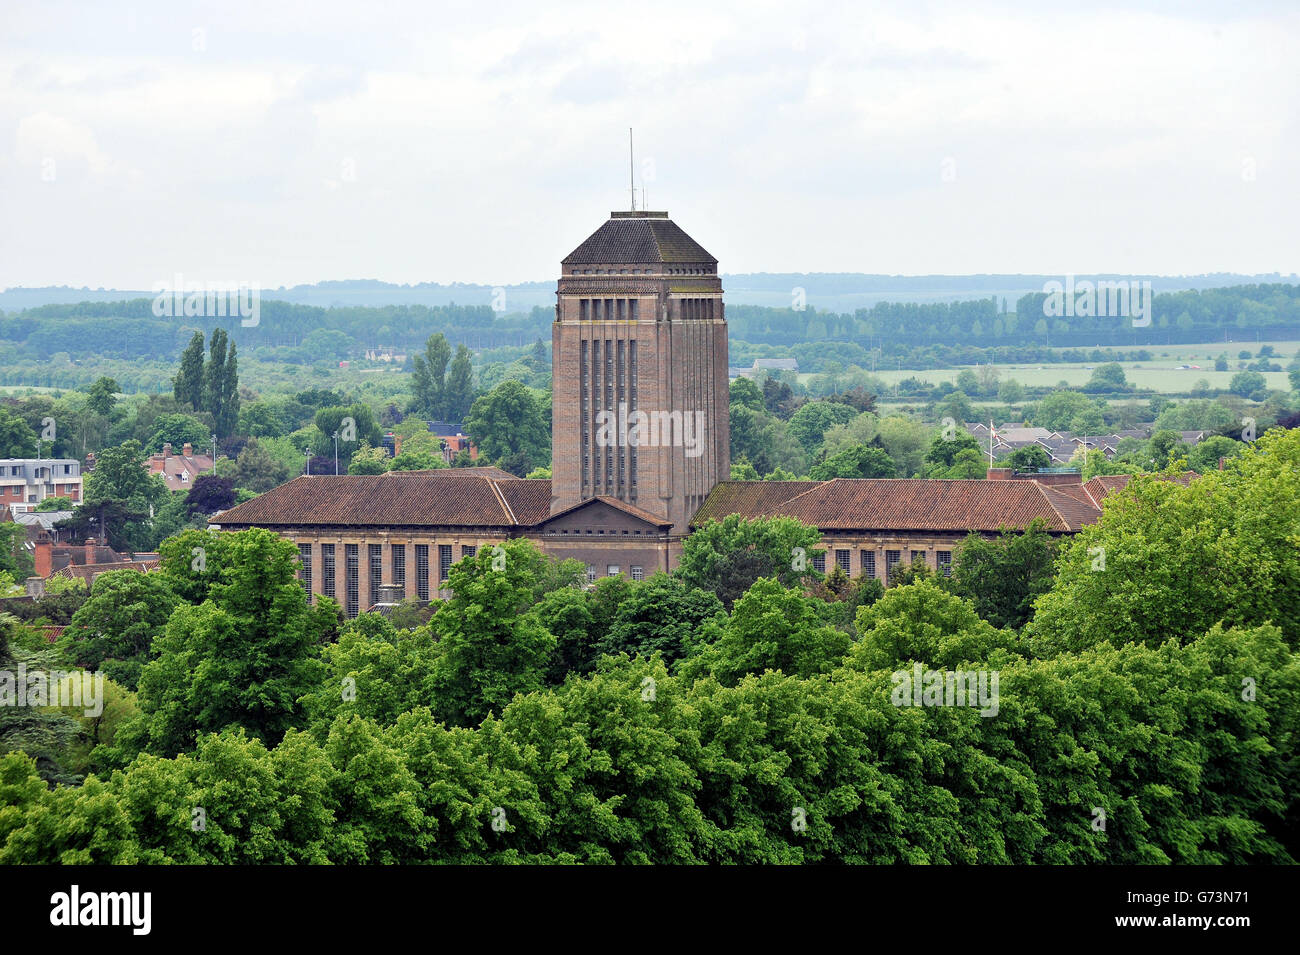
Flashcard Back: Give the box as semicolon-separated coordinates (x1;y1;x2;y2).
629;128;635;210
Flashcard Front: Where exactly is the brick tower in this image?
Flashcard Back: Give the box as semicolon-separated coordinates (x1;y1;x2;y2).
550;210;730;536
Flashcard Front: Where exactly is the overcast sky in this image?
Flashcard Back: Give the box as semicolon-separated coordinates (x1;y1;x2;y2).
1;0;1297;289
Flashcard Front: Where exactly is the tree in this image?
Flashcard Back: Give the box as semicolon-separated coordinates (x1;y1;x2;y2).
787;401;857;453
997;379;1025;404
148;413;210;452
60;571;183;691
444;344;475;421
428;539;557;726
1033;390;1102;432
174;332;205;410
729;376;764;412
811;444;896;479
410;333;452;417
595;573;725;666
185;475;237;516
1003;444;1051;471
680;577;850;685
216;341;240;437
1186;435;1244;473
676;514;823;609
950;519;1059;630
1086;363;1128;391
135;528;330;756
347;445;391;475
877;415;930;478
85;377;121;417
923;432;981;475
233;438;291;492
0;408;37;458
389;450;447;471
464;380;550;476
1029;428;1300;655
204;329;231;433
937;391;975;426
314;405;382;470
1229;370;1267;400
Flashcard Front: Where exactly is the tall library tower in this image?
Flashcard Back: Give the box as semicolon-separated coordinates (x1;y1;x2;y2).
550;210;730;536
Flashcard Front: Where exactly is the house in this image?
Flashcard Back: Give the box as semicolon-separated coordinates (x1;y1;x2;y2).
0;458;83;514
145;443;215;492
24;530;159;597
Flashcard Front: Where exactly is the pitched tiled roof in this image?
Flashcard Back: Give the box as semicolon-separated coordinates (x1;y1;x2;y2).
497;480;554;525
697;479;1102;533
542;495;672;528
562;212;716;265
1082;471;1196;506
690;481;821;527
215;472;534;528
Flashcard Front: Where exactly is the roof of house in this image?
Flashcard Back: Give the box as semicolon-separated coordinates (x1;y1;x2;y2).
695;478;1102;533
51;559;159;585
215;471;541;528
562;211;716;265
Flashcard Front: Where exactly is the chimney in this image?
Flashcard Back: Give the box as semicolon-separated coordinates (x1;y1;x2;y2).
33;533;53;578
83;538;97;565
986;468;1011;481
163;442;173;457
183;442;193;457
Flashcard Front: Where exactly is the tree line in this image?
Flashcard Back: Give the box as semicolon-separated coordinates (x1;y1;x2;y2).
1;427;1296;863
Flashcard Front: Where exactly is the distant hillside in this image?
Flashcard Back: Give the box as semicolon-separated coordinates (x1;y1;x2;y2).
4;273;1295;314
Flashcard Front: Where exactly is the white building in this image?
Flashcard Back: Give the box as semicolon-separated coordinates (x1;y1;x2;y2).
0;458;83;514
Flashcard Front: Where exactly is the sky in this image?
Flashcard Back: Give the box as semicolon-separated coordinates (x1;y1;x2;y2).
1;0;1297;289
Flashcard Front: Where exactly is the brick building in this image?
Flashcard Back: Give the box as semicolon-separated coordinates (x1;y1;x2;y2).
213;208;1175;612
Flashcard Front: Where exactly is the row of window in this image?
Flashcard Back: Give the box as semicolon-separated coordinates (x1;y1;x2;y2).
569;267;713;275
299;542;481;617
580;338;638;494
3;464;76;477
586;564;645;583
577;297;639;322
813;548;953;579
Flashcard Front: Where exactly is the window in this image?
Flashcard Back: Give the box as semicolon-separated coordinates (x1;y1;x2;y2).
631;565;644;581
586;564;598;584
812;552;826;574
369;544;382;608
322;544;336;599
462;544;476;560
836;549;851;572
298;544;312;594
860;550;876;578
911;550;926;568
607;565;620;577
180;472;189;482
937;551;953;577
345;544;359;618
885;550;901;582
439;544;453;582
392;544;405;590
416;545;429;601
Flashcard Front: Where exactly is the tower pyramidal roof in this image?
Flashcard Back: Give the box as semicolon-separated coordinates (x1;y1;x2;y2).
562;210;717;266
